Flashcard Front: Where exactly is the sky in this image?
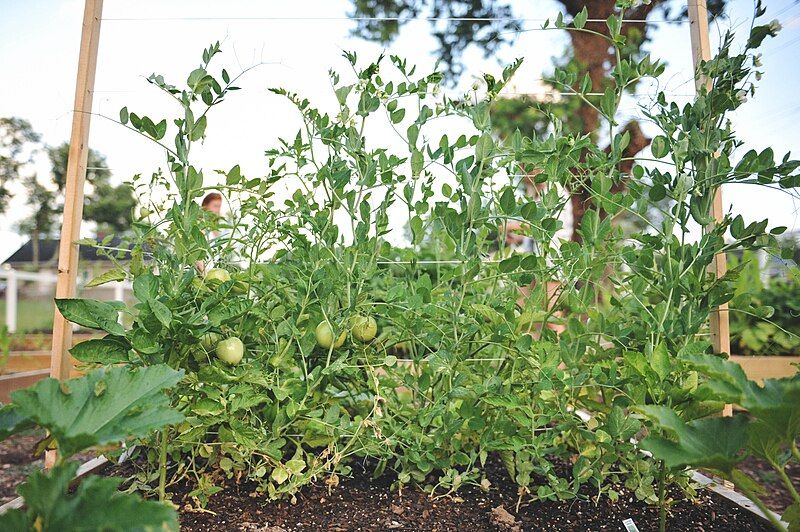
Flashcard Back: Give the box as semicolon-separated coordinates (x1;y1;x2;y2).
1;0;799;262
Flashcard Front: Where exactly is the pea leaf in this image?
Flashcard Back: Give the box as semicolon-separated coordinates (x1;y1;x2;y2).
85;268;127;288
651;135;669;158
605;406;640;440
650;342;671;381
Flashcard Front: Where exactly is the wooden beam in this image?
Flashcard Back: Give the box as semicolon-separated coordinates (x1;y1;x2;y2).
49;1;104;380
687;0;732;417
47;0;103;469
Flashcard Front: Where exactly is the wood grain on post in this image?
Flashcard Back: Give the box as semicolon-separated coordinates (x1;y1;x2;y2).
46;0;104;468
687;0;732;417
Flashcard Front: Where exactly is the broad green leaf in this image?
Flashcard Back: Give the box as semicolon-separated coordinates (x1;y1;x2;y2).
687;354;800;440
573;7;588;29
133;272;159;302
69;337;130;364
9;461;178;532
390;108;406;124
10;365;184;458
149;298;173;328
226;164;242;185
190;115;207;141
637;405;747;473
0;403;35;440
55;298;125;336
410;215;424;245
499;187;516;215
475;132;494;161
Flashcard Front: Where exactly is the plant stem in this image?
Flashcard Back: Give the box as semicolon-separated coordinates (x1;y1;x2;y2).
769;460;800;506
735;478;787;532
158;428;169;501
658;460;667;532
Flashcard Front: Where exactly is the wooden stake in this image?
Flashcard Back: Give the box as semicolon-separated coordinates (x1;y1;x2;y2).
46;0;104;467
687;0;732;417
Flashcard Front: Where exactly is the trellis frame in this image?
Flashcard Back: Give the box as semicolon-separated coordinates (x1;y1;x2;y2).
46;0;731;451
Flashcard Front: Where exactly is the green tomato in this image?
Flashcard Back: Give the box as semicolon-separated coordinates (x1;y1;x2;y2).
206;268;231;285
351;315;377;343
315;321;346;349
201;332;222;351
215;337;244;365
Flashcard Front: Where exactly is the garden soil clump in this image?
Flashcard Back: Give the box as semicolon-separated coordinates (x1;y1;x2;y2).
161;458;772;531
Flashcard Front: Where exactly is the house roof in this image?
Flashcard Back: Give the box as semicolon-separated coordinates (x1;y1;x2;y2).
2;237;132;266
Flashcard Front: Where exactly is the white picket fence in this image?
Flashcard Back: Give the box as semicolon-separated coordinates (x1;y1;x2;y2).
0;267;132;333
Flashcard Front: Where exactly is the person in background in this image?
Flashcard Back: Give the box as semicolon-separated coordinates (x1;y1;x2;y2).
202;191;222;217
196;192;223;272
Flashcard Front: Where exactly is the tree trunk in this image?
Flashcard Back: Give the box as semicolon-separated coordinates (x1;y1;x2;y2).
558;0;657;242
32;229;40;271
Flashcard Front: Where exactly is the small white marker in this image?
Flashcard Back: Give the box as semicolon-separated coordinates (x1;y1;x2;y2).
622;518;640;532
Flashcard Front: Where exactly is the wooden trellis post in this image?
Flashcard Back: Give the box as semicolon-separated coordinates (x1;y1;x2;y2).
687;0;733;417
46;0;104;467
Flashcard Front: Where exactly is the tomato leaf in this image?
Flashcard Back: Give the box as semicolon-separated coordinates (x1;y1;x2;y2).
55;298;125;336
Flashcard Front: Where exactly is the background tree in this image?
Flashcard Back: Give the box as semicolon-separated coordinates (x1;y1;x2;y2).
6;133;137;269
349;0;726;239
15;175;57;269
47;142;135;236
0;117;40;214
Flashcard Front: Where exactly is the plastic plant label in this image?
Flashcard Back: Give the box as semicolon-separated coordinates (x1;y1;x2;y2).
622;518;640;532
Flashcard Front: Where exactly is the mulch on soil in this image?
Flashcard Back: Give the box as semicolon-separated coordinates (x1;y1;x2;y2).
168;458;772;532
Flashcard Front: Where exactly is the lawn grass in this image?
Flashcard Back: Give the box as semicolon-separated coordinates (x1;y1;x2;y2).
0;299;54;333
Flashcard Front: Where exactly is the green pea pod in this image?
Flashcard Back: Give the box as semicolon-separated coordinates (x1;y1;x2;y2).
689;194;714;226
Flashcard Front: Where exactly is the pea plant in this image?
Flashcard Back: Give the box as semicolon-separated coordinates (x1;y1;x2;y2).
51;1;798;525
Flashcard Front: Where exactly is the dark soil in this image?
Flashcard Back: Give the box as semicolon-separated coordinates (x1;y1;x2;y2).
0;433;44;505
0;431;96;505
736;455;800;514
162;458;771;532
1;435;783;531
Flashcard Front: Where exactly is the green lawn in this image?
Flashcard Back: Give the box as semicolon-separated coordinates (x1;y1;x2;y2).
0;300;55;333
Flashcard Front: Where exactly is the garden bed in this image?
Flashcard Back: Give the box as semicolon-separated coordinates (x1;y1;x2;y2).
90;457;772;532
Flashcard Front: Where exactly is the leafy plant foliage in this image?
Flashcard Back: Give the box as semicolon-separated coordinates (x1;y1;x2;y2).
47;3;799;529
0;365;182;531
